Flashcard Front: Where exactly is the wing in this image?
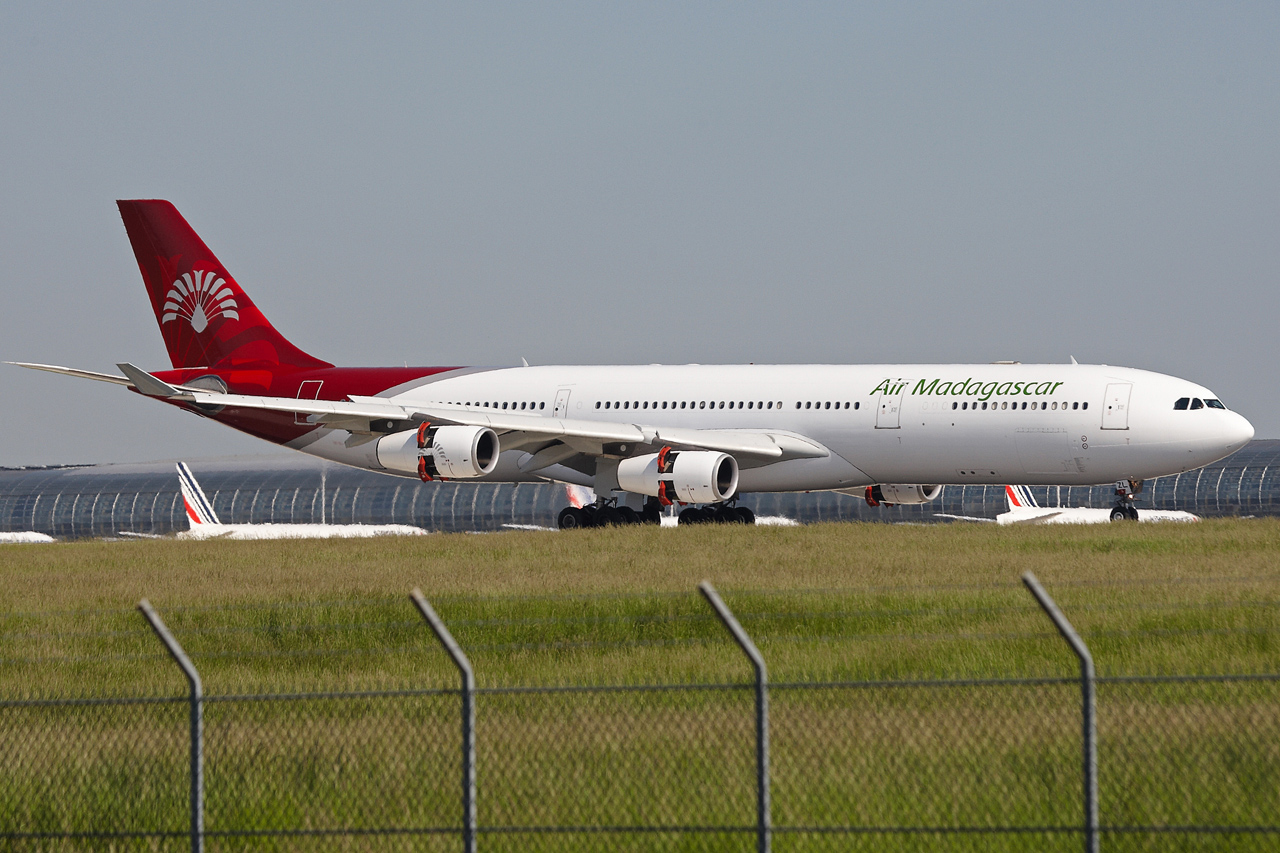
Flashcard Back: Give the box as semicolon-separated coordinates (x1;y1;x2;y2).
17;363;831;464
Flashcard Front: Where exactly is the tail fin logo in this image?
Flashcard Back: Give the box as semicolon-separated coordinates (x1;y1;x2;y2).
161;270;239;333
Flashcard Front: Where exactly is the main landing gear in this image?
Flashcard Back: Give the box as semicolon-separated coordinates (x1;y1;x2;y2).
556;497;757;528
677;503;755;525
558;497;663;529
1109;479;1144;522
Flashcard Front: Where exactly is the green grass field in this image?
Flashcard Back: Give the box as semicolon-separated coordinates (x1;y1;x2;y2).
1;520;1277;850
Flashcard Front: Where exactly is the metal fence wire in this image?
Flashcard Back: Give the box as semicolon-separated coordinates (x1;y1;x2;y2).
1;578;1277;852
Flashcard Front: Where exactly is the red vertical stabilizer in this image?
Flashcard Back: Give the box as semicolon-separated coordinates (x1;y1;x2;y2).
117;200;331;371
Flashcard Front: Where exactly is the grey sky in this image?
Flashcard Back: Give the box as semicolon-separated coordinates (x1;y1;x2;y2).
2;3;1278;467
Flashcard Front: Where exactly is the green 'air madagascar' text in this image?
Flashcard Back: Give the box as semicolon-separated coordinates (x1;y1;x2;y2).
871;378;1064;402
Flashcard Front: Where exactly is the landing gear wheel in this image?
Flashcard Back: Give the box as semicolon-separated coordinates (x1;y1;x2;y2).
1109;507;1126;522
1127;505;1139;521
678;507;705;525
641;498;664;525
734;506;756;525
558;507;587;530
617;507;641;525
595;506;622;527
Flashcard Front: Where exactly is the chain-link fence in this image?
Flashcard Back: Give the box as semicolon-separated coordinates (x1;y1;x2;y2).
2;579;1277;851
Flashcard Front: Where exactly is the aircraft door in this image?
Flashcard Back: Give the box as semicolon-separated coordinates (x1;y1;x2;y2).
1100;383;1132;430
295;380;323;425
553;388;572;418
876;381;905;429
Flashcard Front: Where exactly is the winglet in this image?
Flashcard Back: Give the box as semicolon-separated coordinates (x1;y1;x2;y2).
116;363;188;398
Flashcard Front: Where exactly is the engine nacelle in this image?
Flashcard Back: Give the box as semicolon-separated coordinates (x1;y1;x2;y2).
617;447;739;505
864;484;942;506
377;424;500;481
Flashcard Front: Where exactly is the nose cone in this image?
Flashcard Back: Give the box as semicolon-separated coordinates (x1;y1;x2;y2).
1224;412;1255;454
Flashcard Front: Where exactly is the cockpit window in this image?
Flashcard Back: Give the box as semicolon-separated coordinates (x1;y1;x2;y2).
1190;398;1204;410
1205;399;1226;410
1173;397;1189;410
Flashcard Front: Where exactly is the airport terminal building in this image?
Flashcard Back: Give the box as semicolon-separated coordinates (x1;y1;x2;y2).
3;440;1280;538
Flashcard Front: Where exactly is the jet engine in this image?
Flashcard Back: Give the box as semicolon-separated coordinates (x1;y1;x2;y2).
377;423;499;481
864;484;942;507
617;447;739;505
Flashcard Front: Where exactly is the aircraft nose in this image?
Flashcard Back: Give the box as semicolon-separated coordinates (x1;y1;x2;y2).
1224;412;1254;453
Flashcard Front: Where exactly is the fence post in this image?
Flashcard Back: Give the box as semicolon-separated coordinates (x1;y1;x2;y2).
411;588;476;853
1022;572;1097;853
137;599;203;853
699;581;770;853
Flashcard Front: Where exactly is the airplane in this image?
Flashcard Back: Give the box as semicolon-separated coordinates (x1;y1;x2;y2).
0;532;56;544
173;462;427;540
936;485;1200;525
10;200;1255;529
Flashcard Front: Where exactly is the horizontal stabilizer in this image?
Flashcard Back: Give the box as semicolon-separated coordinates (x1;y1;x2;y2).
6;362;135;387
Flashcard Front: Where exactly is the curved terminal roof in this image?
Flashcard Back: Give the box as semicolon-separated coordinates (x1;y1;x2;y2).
2;442;1279;538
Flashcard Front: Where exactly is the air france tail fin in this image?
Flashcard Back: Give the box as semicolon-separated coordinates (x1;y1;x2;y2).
177;463;220;527
117;200;331;371
1005;485;1040;511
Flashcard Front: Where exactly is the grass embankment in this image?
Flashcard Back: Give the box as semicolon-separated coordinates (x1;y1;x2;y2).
0;521;1277;850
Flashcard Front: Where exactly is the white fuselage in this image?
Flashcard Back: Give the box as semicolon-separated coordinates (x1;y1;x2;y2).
294;363;1254;493
996;507;1199;525
178;523;427;540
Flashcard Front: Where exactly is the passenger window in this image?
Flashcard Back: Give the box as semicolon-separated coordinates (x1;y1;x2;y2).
1072;402;1078;410
962;402;968;410
952;402;958;410
981;402;987;410
1206;399;1226;409
1051;402;1057;410
805;401;812;409
1082;402;1088;410
854;401;859;410
1190;398;1204;410
700;401;706;409
540;402;545;409
718;401;724;409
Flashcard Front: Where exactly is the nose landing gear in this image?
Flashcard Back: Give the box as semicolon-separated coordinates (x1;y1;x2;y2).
1110;479;1144;522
